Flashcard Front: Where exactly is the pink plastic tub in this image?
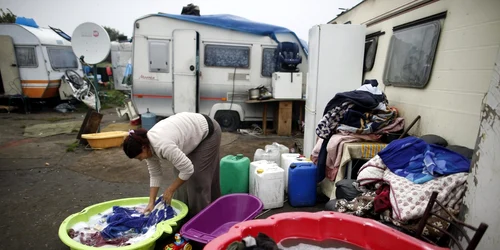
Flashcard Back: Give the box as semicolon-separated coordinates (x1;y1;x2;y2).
180;194;263;244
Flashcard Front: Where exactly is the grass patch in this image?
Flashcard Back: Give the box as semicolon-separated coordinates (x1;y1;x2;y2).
97;89;127;110
104;89;127;106
66;140;80;152
44;117;74;123
100;103;113;110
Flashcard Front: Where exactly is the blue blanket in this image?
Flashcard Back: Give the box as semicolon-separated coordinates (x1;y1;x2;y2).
378;136;471;184
100;197;176;239
156;13;308;56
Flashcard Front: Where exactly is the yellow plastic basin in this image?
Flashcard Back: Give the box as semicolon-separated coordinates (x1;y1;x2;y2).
82;131;128;149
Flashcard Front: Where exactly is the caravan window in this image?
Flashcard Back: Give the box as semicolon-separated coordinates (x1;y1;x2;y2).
204;45;250;68
261;48;277;77
148;40;170;73
364;37;378;72
15;46;37;67
384;18;443;88
47;47;78;70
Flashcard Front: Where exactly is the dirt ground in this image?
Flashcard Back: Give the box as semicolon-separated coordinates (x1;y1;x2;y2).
0;106;327;249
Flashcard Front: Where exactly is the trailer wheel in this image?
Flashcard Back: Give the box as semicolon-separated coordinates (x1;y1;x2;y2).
214;110;240;132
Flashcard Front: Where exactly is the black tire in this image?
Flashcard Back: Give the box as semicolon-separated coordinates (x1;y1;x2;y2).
214;110;240;132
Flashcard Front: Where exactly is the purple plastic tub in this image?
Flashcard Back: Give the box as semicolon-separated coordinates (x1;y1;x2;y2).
180;193;263;244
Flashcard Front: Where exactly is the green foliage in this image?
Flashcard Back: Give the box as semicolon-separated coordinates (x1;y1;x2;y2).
103;26;125;42
66;140;79;152
107;90;126;105
0;8;16;23
103;89;126;107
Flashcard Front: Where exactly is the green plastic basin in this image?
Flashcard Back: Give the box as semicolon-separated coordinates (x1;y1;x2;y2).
58;197;188;250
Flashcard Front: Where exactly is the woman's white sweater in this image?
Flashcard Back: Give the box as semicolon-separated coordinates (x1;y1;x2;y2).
145;112;209;187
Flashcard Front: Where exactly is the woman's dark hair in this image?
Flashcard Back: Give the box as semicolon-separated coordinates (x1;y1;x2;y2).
123;128;150;158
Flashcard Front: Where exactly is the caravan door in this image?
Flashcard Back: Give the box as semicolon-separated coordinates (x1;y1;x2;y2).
0;36;21;95
172;30;199;113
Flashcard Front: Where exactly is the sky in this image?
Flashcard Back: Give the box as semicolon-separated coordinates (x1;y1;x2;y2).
2;0;362;41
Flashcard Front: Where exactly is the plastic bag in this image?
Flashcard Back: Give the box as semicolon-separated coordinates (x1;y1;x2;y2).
335;179;361;201
54;103;76;113
122;58;133;86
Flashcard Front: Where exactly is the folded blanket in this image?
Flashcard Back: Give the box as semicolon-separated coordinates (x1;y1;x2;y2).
384;169;467;221
312;118;405;184
378;136;471;184
356;156;468;222
313;134;363;181
337;108;397;135
356;155;386;186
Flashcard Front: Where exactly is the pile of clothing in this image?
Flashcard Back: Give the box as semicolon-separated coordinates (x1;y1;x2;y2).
227;233;279;250
69;196;176;247
327;136;471;242
312;80;404;181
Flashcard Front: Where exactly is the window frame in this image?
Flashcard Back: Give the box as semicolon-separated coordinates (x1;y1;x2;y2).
14;46;38;68
383;12;446;88
363;31;384;72
261;47;277;78
203;44;251;69
46;46;78;70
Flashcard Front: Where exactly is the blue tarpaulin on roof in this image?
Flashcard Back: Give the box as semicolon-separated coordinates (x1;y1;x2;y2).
156;13;308;56
15;17;39;28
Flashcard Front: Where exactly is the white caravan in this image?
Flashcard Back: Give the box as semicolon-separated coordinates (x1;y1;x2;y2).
131;13;308;130
110;41;132;91
0;22;83;99
330;1;500;249
329;0;500;149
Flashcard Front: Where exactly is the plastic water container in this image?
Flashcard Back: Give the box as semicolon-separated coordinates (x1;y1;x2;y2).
220;154;250;195
141;108;156;130
249;160;278;198
265;142;289;154
280;153;311;192
253;148;280;164
252;165;284;209
265;142;290;165
288;162;317;207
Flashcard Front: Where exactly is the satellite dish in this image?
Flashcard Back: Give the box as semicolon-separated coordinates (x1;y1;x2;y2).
71;22;110;64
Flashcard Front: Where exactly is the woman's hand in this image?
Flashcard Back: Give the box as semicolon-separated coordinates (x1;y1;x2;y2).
162;177;186;205
162;188;175;204
142;202;155;215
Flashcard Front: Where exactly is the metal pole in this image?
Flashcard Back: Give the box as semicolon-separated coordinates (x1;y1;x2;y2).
93;65;99;111
93;64;100;132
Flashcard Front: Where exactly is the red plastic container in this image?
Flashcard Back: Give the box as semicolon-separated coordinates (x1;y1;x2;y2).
204;211;449;250
130;117;141;126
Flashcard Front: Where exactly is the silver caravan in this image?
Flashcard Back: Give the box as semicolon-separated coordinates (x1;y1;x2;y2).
131;13;308;130
0;22;82;100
